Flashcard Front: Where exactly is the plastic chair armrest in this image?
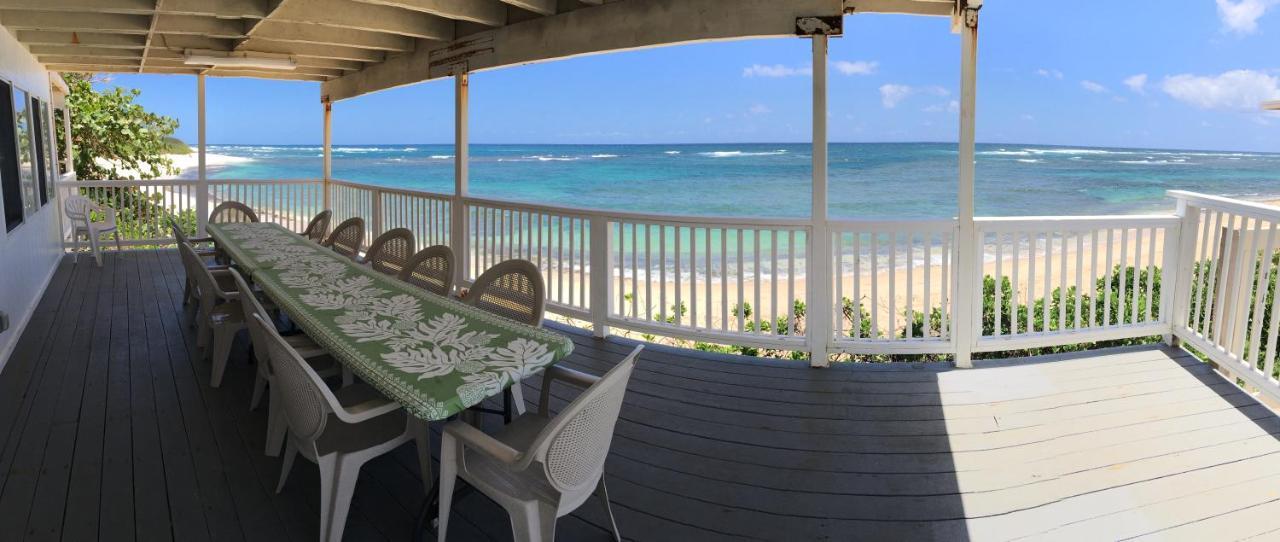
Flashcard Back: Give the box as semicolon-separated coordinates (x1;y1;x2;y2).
443;420;523;465
333;396;402;424
538;364;600;415
207;268;241;300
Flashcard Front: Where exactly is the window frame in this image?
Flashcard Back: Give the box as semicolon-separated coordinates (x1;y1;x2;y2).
0;78;24;233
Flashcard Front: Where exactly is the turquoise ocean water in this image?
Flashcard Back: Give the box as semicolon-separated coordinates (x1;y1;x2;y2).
192;142;1280;219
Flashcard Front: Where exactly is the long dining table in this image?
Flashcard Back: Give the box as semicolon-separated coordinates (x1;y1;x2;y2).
205;221;575;485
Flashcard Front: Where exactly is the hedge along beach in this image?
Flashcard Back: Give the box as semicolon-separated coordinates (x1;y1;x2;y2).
169;141;1280;338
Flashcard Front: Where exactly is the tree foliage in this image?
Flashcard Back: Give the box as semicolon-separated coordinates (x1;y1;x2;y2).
59;73;179;180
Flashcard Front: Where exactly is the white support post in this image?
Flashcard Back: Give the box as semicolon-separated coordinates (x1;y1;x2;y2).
196;73;208;235
322;98;332;211
60;105;73;176
954;4;980;368
1167;198;1200;346
589;216;612;337
450;70;470;290
807;34;833;368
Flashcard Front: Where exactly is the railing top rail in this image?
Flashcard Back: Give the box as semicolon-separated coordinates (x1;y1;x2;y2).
57;178;323;187
1168;190;1280;221
326;178;452;200
463;194;814;228
976;214;1180;232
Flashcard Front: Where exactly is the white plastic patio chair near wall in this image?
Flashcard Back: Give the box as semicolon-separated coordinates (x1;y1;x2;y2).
437;345;643;542
179;242;245;387
252;312;430;542
230;268;347;456
64;195;121;267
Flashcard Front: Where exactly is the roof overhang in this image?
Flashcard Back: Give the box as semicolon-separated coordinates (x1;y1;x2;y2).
0;0;964;101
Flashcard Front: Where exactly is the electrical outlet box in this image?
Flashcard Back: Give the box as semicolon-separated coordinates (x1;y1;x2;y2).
0;311;8;333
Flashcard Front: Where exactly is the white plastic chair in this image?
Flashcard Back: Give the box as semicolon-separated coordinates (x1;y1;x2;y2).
437;345;643;542
252;312;431;542
65;194;121;267
179;242;244;387
229;268;345;457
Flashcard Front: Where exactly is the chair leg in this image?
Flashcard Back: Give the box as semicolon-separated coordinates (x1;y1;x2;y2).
408;419;432;494
437;434;458;542
318;453;361;542
265;389;287;457
114;231;122;251
71;231;80;264
196;313;211;349
89;233;102;267
276;439;298;493
508;501;557;542
182;277;194;306
250;373;268;410
210;325;235;387
597;477;622;542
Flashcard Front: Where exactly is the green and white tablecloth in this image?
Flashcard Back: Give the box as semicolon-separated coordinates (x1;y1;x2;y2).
206;222;574;421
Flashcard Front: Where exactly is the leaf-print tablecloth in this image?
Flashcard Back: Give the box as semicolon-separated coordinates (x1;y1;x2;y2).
206;222;574;421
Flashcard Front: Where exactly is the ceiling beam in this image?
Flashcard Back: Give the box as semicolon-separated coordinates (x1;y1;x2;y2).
843;0;954;16
324;0;844;101
0;0;154;14
45;63;195;74
206;69;327;81
0;10;151;34
17;30;148;48
353;0;506;27
269;0;453;40
249;21;415;51
30;45;157;58
162;0;268;18
42;55;142;66
140;0;164;72
500;0;556;15
153;14;247;38
235;38;388;62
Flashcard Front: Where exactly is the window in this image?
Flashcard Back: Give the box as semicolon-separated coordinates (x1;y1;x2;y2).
0;80;22;231
12;88;36;218
31;97;49;207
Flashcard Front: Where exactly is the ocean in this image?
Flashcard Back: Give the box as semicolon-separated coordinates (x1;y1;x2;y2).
189;142;1280;219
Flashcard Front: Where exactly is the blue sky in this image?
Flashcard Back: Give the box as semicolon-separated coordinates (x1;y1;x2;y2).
100;1;1280;151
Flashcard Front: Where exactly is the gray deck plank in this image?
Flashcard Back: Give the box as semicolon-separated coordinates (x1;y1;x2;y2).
2;250;1280;541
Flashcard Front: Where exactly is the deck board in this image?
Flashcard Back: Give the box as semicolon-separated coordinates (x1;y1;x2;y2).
1;250;1279;541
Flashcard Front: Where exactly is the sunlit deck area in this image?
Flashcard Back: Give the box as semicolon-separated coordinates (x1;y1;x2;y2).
1;250;1277;541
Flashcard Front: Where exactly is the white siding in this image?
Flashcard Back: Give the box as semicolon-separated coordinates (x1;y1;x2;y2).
0;25;61;369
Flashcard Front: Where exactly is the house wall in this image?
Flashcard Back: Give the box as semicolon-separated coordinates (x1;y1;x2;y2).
0;26;62;370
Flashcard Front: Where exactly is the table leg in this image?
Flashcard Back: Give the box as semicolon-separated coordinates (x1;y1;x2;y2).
408;418;433;493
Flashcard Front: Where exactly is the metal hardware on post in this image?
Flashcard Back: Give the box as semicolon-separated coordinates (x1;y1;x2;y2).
807;33;833;368
589;216;612;337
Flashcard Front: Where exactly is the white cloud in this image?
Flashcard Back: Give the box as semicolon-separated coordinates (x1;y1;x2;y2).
880;84;913;108
1161;69;1280;110
1036;68;1064;80
1123;73;1148;95
1020;114;1036;122
833;60;878;76
922;100;960;113
1080;80;1109;93
1217;0;1279;34
742;64;811;78
747;103;772;115
880;85;948;108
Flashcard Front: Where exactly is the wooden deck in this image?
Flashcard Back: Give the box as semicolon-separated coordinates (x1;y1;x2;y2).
2;250;1280;541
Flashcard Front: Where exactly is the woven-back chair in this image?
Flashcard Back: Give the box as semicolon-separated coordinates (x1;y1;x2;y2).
169;217;218;308
301;210;332;242
364;228;415;276
323;217;365;261
209;201;260;224
398;245;455;296
465;259;546;327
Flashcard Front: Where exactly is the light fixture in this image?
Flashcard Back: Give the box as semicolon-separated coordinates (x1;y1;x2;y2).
183;50;297;71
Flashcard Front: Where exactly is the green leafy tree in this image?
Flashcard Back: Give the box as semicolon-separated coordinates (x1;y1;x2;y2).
59;73;179;180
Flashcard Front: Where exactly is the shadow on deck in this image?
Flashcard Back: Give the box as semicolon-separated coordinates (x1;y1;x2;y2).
0;250;1278;541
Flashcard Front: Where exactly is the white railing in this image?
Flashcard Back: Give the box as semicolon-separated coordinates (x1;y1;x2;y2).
57;178;323;245
831;219;957;355
974;215;1180;352
53;177;1280;394
1169;191;1280;399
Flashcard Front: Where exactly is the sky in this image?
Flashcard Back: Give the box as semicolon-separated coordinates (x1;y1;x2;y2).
97;0;1280;152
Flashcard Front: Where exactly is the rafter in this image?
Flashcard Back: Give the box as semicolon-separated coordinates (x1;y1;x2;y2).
500;0;555;16
269;0;453;40
235;38;387;62
153;14;246;38
0;11;151;34
353;0;506;27
140;0;164;72
248;21;415;51
17;30;147;48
